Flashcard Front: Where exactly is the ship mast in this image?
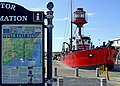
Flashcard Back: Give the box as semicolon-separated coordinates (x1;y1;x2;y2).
70;0;73;50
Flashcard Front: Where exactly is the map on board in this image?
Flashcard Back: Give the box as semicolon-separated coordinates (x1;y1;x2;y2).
2;25;43;84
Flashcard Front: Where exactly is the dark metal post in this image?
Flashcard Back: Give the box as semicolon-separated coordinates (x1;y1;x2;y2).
75;68;79;77
101;78;107;86
54;67;57;76
70;0;73;50
96;67;99;77
46;2;54;86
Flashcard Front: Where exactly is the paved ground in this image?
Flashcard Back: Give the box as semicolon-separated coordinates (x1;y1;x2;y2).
45;60;120;86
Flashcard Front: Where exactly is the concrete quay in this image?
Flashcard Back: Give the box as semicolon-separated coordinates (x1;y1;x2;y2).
45;60;120;86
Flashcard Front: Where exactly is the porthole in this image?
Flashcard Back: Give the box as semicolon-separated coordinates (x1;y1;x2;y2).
88;53;94;58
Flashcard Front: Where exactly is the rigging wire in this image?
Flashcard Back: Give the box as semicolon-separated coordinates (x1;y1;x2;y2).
73;26;78;37
82;26;84;35
65;25;70;39
63;0;70;42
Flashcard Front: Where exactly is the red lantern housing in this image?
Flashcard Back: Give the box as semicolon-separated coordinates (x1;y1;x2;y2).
73;8;87;28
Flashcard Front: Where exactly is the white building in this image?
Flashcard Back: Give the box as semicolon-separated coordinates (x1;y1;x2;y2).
111;37;120;52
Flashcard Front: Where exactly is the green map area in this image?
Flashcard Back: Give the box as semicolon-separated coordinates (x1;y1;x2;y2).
3;38;38;65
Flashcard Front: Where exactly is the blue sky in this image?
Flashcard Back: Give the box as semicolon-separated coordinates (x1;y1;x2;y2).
1;0;120;52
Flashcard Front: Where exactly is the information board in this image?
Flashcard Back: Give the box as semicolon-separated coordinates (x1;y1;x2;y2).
2;24;43;84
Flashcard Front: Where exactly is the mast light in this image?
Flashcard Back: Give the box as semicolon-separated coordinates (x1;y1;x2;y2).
73;8;87;28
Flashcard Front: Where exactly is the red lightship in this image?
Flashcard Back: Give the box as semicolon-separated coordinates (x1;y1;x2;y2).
61;8;118;70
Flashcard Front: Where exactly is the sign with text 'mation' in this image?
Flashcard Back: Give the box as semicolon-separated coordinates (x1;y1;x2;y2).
0;2;44;24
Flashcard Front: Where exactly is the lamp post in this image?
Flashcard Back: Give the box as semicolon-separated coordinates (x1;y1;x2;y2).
46;2;54;86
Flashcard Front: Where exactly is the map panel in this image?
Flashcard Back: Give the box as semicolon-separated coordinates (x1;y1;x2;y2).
2;25;43;84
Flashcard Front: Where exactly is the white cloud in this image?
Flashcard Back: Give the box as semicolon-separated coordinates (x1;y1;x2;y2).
54;17;70;21
53;37;68;40
87;13;96;16
86;28;109;31
86;28;97;31
30;7;47;11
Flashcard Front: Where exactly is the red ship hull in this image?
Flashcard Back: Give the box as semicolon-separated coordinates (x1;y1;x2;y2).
61;47;118;69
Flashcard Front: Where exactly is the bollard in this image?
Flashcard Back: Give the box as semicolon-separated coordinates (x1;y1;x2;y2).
101;65;103;73
96;67;99;77
105;67;110;81
101;78;107;86
100;66;102;74
99;66;101;75
101;65;104;73
116;58;118;64
54;67;57;76
75;68;79;77
103;65;105;72
57;77;63;86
